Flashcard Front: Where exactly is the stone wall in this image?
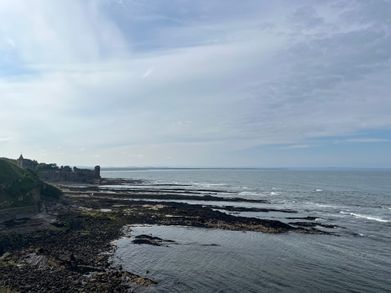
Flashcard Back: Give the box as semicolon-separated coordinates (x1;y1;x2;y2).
38;166;100;183
16;156;101;183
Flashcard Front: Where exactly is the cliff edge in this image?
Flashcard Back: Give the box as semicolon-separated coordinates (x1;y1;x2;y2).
0;158;62;221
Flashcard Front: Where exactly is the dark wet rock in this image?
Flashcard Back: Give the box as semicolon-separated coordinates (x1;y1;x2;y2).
132;234;175;246
99;178;146;186
132;234;176;246
0;252;11;261
63;183;268;204
21;252;50;270
215;206;298;213
66;189;269;204
0;211;156;292
132;234;162;246
63;187;328;234
289;221;338;229
2;218;30;228
287;216;318;220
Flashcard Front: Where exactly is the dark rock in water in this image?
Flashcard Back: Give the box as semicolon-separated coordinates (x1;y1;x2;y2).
132;234;176;246
287;216;318;221
216;206;298;213
289;221;338;229
99;178;146;185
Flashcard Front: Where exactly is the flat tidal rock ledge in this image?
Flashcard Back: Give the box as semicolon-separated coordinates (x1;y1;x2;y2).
0;211;156;292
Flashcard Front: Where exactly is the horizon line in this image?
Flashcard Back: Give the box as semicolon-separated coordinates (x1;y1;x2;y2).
98;166;391;170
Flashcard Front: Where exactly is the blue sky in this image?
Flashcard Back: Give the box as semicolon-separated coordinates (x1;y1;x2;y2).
0;0;391;167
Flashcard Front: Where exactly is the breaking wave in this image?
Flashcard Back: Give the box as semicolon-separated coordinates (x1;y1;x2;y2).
340;211;389;223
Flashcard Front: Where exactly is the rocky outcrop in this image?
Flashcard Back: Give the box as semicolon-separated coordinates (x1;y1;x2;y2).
0;211;157;292
132;234;176;246
0;158;62;223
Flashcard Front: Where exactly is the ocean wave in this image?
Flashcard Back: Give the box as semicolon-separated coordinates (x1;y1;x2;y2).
304;201;340;209
314;203;335;208
238;191;263;197
339;211;389;223
192;182;227;188
315;189;323;192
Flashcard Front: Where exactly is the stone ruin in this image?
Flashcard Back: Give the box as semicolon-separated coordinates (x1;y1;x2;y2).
16;154;101;183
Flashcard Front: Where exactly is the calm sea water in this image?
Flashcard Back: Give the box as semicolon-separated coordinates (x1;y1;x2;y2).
103;169;391;293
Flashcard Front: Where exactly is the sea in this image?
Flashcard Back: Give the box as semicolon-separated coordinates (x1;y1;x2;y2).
102;168;391;293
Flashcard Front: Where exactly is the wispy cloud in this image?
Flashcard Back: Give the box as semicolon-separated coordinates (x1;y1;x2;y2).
0;0;390;166
280;144;312;149
337;138;390;144
0;137;12;143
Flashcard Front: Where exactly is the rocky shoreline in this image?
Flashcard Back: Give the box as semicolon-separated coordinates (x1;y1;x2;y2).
0;178;335;292
0;207;156;292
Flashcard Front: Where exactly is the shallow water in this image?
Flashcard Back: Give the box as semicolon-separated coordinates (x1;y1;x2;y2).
104;169;391;292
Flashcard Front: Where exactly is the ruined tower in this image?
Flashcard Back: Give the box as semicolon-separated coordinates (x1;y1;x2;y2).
17;154;24;168
94;165;101;179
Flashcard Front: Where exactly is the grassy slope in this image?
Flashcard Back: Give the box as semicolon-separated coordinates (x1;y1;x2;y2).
0;158;61;209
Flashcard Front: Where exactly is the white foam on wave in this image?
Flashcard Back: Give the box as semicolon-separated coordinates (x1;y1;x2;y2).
192;182;227;188
238;191;279;197
315;203;334;208
305;201;339;209
339;211;389;223
315;189;323;192
238;191;262;197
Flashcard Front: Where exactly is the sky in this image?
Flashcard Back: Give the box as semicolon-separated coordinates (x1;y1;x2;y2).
0;0;391;168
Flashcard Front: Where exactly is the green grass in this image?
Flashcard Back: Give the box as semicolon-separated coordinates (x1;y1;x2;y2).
0;158;61;209
0;158;28;182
